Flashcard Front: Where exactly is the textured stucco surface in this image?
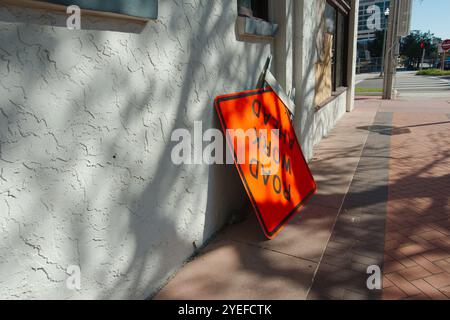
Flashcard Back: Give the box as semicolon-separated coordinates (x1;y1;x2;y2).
0;0;272;299
0;0;354;299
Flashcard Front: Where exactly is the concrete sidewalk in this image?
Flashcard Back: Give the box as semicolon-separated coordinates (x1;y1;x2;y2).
154;97;450;300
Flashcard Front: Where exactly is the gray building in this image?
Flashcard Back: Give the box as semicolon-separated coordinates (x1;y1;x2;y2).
0;0;359;299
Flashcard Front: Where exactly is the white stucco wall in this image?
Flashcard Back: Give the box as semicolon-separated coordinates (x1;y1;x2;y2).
0;1;272;299
0;0;356;299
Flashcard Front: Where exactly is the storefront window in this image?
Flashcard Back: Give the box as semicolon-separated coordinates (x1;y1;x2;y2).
335;11;348;88
325;1;349;91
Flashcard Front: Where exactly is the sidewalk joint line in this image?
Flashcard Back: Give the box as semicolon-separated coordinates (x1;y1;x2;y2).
305;110;378;300
229;239;320;265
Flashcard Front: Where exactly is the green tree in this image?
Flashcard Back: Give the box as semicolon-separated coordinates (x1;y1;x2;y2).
400;30;440;69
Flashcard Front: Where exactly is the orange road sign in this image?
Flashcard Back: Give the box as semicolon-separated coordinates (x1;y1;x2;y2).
215;87;317;239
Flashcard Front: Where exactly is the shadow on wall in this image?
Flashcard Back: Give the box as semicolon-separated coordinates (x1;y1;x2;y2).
103;1;268;299
0;0;270;299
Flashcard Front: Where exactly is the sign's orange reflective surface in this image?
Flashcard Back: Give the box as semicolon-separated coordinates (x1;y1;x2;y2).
215;88;317;239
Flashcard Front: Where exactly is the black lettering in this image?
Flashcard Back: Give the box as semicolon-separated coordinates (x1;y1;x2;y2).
273;175;281;194
252;127;259;145
252;99;262;118
283;183;291;201
261;136;271;157
289;135;295;150
282;155;292;175
272;118;279;130
279;130;287;145
250;159;259;180
262;167;271;185
266;140;271;157
263;109;272;125
273;147;280;164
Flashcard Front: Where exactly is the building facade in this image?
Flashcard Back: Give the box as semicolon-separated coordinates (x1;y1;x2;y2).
0;0;358;299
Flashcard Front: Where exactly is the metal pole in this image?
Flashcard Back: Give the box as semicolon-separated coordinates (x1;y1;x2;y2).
380;27;387;77
382;0;400;100
443;50;447;71
382;1;395;99
420;48;425;70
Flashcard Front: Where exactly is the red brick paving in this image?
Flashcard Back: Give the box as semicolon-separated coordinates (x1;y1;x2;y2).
383;108;450;300
155;98;450;300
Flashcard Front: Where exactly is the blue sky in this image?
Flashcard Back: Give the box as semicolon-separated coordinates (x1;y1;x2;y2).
411;0;450;40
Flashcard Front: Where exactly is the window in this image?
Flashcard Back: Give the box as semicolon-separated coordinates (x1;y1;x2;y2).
238;0;269;21
236;0;278;38
325;1;349;91
335;11;348;88
316;0;350;107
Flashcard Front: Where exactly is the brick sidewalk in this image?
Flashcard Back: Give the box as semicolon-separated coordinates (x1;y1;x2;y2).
309;98;450;300
382;109;450;300
154;97;450;300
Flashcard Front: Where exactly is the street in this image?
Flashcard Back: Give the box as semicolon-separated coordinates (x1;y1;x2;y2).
356;71;450;97
395;71;450;94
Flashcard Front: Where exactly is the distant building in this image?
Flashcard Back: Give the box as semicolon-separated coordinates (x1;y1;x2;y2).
356;0;412;73
358;0;390;43
357;0;390;72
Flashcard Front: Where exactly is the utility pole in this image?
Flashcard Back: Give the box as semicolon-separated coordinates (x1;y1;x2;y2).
382;0;401;100
380;8;390;77
443;49;447;71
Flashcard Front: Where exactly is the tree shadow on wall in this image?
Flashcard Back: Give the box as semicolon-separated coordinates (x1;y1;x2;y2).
0;0;275;300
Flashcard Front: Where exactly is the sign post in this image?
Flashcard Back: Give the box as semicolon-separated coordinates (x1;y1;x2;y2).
420;41;425;70
215;88;316;239
383;0;400;100
442;39;450;71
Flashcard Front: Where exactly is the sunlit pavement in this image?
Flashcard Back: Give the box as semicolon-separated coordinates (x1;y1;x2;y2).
154;97;450;300
381;100;450;300
311;97;450;300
